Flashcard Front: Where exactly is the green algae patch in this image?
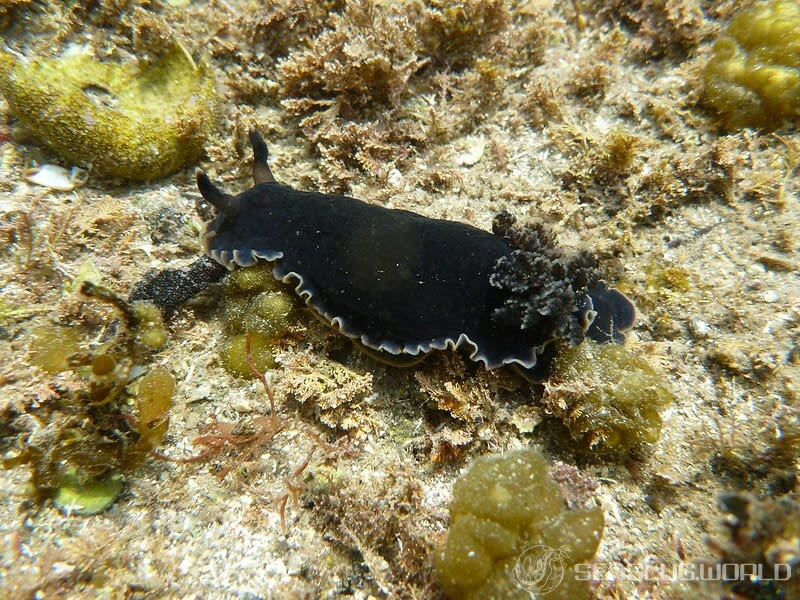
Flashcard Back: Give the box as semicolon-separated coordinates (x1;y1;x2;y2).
54;469;124;516
132;301;169;350
220;332;276;377
218;264;297;379
436;449;603;599
704;0;800;130
544;340;674;454
0;43;219;180
135;366;175;453
30;324;83;373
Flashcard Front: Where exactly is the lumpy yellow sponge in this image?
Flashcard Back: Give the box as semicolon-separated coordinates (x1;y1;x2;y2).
436;449;603;599
704;0;800;130
0;43;219;180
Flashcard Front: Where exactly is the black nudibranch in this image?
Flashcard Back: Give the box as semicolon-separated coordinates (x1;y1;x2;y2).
197;131;635;380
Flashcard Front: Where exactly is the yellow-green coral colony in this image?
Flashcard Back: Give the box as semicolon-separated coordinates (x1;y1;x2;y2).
544;340;674;453
0;43;219;180
704;0;800;130
436;449;604;599
218;264;297;378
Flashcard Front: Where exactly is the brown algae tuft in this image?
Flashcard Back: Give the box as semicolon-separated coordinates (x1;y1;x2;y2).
436;448;603;599
0;43;219;180
704;0;800;130
543;339;674;454
3;283;175;513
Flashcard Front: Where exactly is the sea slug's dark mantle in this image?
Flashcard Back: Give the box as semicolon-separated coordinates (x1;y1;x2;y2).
197;131;635;380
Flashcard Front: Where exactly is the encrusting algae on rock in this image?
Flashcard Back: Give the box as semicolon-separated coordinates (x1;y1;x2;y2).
0;42;219;180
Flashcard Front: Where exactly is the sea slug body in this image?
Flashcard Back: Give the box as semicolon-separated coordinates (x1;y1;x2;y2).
196;131;635;380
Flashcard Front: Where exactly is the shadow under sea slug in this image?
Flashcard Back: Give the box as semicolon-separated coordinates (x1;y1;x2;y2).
187;131;635;381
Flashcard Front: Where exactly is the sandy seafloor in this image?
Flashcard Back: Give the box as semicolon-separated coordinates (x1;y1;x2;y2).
0;1;798;599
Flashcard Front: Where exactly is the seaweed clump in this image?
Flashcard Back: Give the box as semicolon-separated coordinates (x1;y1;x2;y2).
2;283;174;513
596;0;706;59
277;1;426;190
275;350;374;434
273;0;515;189
306;460;435;597
436;448;604;599
218;263;297;378
543;340;674;454
704;0;800;130
279;2;421;111
0;0;32;31
415;0;508;68
0;42;219;180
